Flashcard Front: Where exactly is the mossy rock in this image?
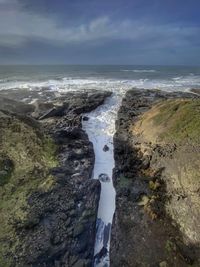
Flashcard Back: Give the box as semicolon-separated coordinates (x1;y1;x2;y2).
0;111;58;266
133;99;200;144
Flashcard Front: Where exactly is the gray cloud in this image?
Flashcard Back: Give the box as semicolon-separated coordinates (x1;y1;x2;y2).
0;0;200;65
0;0;199;50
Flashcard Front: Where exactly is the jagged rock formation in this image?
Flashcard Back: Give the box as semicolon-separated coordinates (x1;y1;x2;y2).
0;90;111;267
111;89;200;267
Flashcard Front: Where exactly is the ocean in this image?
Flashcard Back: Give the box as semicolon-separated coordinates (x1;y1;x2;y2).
0;65;200;93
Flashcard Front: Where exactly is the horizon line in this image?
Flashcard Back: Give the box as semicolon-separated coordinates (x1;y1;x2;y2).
0;63;200;67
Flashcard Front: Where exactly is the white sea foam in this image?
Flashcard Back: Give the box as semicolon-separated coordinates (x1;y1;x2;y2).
83;93;121;267
172;76;183;80
1;74;199;94
121;69;157;73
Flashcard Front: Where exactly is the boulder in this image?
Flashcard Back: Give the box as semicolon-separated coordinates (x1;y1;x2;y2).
103;144;109;152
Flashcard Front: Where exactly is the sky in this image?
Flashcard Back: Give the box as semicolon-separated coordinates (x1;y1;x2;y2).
0;0;200;65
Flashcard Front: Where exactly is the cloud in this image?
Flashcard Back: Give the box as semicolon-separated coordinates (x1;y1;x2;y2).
0;0;199;51
0;0;12;3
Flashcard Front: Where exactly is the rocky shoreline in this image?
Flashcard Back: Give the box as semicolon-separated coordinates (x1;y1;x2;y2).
0;89;111;267
111;89;200;267
1;87;200;267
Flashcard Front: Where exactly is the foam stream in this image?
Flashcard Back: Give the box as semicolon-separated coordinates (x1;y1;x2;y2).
83;93;122;267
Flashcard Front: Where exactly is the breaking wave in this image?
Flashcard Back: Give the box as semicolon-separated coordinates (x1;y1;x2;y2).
121;69;157;73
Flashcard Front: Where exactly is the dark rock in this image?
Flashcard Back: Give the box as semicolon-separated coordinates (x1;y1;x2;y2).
54;127;83;140
103;223;111;248
0;96;35;115
103;144;109;152
38;105;67;120
94;247;108;264
28;90;111;121
0;90;108;266
98;173;111;183
60;90;112;114
73;223;85;237
73;259;90;267
83;116;89;121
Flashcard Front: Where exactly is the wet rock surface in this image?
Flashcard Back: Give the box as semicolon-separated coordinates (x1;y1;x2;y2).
111;89;200;267
0;89;111;266
94;218;111;266
98;173;111;183
103;145;109;152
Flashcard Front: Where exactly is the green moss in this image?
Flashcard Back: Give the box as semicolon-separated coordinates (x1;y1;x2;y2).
42;137;58;168
152;99;200;143
0;114;58;266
